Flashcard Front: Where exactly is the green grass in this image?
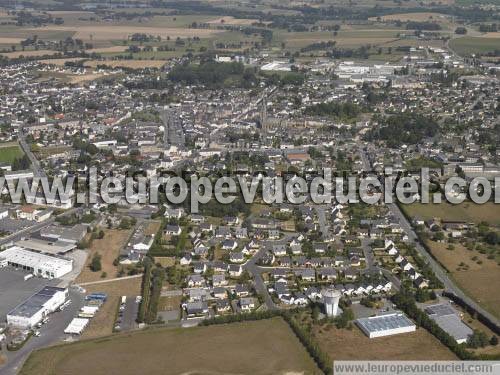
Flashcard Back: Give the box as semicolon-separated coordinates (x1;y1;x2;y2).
0;144;23;164
449;36;500;56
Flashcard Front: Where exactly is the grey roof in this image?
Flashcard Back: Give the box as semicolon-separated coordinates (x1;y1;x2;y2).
8;286;66;318
425;303;473;342
356;311;415;333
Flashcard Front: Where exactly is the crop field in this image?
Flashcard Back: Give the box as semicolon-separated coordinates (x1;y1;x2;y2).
401;201;500;226
21;318;320;375
0;143;23;164
314;324;457;360
449;36;500;55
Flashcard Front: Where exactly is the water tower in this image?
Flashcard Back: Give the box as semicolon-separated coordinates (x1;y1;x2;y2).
322;288;341;317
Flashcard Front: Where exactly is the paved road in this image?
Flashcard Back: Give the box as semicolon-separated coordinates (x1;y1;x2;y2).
243;244;278;310
1;288;84;375
18;132;45;178
315;205;330;240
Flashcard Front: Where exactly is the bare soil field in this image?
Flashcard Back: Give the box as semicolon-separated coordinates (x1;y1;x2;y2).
81;277;142;339
28;25;222;41
88;45;129;53
0;37;24;44
426;240;500;319
482;32;500;38
314;325;457;360
76;229;132;283
21;318;320;375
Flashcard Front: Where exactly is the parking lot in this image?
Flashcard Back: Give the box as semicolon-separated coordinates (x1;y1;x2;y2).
0;268;59;321
118;296;140;332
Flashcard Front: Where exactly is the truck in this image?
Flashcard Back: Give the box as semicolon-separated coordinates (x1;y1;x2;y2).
24;274;34;281
121;296;127;305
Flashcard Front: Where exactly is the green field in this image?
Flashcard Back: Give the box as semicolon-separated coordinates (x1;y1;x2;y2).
0;143;23;164
400;201;500;226
21;318;320;375
449;36;500;55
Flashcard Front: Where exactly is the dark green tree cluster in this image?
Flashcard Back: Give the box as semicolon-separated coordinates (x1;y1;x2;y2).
366;113;439;148
305;102;362;121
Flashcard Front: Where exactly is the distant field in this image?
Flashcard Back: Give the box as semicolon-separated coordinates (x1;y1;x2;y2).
207;16;258;25
449;36;500;55
314;324;457;360
0;143;23;164
374;12;450;22
84;60;167;69
21;318;320;375
426;240;500;319
27;25;222;42
401;201;500;226
275;29;402;49
1;50;60;58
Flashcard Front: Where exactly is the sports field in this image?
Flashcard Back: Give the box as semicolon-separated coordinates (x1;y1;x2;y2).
21;318;320;375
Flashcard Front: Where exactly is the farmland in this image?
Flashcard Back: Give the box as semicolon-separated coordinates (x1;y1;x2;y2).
0;142;24;164
21;318;320;375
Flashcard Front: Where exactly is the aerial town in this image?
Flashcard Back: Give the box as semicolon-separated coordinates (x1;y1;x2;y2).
0;0;499;374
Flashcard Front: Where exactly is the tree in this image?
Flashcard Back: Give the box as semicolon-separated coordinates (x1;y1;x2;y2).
490;335;498;346
455;27;467;35
90;253;102;272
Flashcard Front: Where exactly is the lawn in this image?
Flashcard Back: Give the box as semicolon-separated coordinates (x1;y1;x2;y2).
21;318;320;375
314;324;457;360
0;143;23;164
449;36;500;56
401;201;500;226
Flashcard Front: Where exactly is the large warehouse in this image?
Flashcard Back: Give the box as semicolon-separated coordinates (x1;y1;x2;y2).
7;286;68;328
0;246;73;279
356;311;416;338
425;303;473;344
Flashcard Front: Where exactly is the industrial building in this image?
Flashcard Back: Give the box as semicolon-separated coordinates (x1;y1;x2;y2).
40;224;87;244
0;246;73;279
356;311;416;338
7;286;68;328
424;303;473;344
15;238;76;255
